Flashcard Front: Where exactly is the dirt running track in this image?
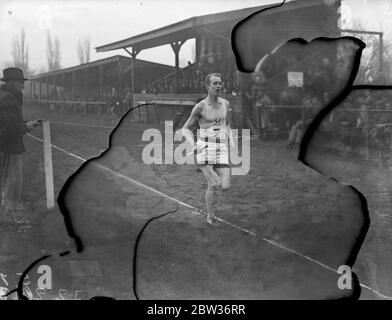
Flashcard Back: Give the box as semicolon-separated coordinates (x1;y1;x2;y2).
0;104;388;300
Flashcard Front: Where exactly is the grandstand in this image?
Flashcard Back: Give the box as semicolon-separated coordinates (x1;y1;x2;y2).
27;0;341;131
27;55;174;113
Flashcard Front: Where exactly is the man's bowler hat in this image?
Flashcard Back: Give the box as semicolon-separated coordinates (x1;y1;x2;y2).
0;67;28;82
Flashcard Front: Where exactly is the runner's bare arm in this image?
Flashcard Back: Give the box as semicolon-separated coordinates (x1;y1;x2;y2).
182;102;202;147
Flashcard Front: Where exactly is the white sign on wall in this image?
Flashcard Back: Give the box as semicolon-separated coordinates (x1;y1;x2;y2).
287;72;304;87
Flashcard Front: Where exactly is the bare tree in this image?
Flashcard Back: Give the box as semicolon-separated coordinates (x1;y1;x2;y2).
47;31;62;71
37;66;48;74
77;36;91;64
77;39;84;64
84;37;90;64
347;19;392;84
11;28;29;74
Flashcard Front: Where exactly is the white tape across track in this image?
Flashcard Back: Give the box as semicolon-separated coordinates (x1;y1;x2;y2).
27;132;391;300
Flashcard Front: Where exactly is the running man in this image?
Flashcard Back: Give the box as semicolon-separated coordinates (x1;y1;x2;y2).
182;73;235;226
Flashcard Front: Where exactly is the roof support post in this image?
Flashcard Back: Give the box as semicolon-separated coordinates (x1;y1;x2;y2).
51;76;55;99
99;65;103;100
48;77;51;99
39;80;42;107
71;71;76;100
171;40;185;93
200;36;206;58
123;47;139;109
379;32;384;72
29;79;33;100
195;36;200;63
62;74;65;99
46;78;49;100
85;67;89;100
117;58;121;93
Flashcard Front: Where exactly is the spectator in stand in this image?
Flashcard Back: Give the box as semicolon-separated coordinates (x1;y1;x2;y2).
279;90;291;105
195;62;202;80
169;84;175;93
78;101;87;117
245;83;259;121
108;87;120;118
322;91;332;107
338;99;356;124
178;82;186;94
318;58;334;91
268;102;286;139
188;81;196;94
287;96;314;147
187;80;193;93
198;81;204;93
224;80;233;95
356;96;368;129
369;100;387;151
123;88;133;113
304;67;318;96
335;98;358;151
255;90;273;138
319;91;336;132
311;96;322;113
279;90;301;129
215;52;223;74
234;70;241;93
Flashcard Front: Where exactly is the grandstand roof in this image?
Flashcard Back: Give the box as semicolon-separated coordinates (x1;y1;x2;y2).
95;0;331;53
31;55;174;79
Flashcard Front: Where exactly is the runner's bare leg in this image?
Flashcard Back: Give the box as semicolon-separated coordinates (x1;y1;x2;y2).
215;166;231;191
201;165;220;225
213;166;231;216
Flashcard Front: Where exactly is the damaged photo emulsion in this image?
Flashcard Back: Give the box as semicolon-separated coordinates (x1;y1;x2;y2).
141;121;250;175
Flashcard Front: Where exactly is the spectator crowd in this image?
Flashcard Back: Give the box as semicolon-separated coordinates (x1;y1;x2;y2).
146;52;241;95
243;40;392;159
